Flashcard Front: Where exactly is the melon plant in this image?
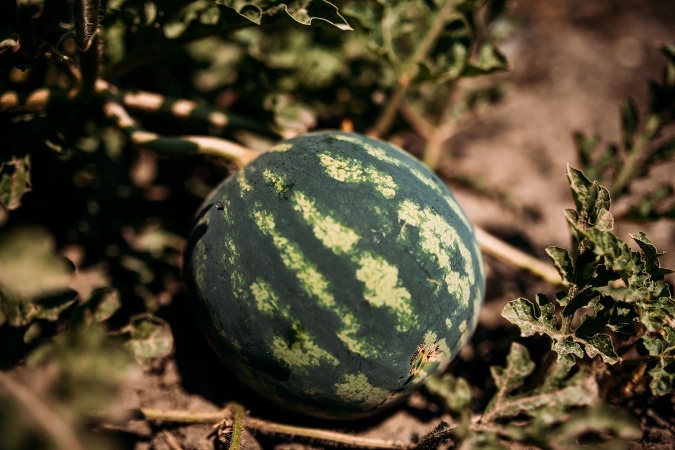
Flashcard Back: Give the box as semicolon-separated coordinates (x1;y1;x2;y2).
183;131;485;419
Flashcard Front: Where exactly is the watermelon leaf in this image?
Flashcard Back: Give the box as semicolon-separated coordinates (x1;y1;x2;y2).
483;343;597;423
0;155;31;212
121;313;174;365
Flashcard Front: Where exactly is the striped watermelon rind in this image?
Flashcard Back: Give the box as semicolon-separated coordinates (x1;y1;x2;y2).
183;131;485;419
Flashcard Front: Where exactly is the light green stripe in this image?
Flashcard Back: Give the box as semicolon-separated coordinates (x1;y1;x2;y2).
334;373;388;408
252;210;335;309
252;208;380;356
355;253;416;329
331;133;403;166
292;192;360;253
271;335;339;369
398;199;475;307
289;190;418;332
317;152;398;199
249;278;280;314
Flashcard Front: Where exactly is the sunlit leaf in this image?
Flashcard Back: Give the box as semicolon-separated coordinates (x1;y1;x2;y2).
546;246;574;285
223;0;352;29
565;165;613;233
502;294;617;364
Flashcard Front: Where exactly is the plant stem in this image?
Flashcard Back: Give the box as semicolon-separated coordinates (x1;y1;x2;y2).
134;407;409;449
474;226;562;286
116;89;280;138
101;93;260;167
368;0;457;138
227;402;245;450
0;372;85;450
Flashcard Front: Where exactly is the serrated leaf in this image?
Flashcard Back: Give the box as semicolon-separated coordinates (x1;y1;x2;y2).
223;0;352;29
631;232;674;281
546;246;574;284
0;228;76;326
0;155;31;211
566;166;613;232
636;296;675;332
502;295;618;363
638;327;675;395
482;343;597;423
122;314;173;364
426;374;471;414
425;374;472;437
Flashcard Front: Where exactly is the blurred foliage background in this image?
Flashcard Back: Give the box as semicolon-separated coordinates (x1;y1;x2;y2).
1;0;674;449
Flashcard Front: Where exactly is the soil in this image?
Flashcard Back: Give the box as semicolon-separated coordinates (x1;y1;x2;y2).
78;1;675;448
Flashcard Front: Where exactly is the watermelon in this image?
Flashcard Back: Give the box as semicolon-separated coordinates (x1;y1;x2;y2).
183;131;484;419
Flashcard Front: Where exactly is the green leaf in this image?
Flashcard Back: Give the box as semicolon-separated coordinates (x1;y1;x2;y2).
546;246;574;285
638;327;675;395
26;324;135;417
426;374;471;414
631;232;674;281
502;295;581;361
0;155;32;211
527;403;641;449
425;374;472;438
502;295;618;364
122;314;174;365
462;43;508;77
636;296;675;332
621;98;639;147
70;287;122;328
645;140;675;166
482;343;597;423
565;166;613;233
223;0;352;29
0;228;75;326
623;185;675;221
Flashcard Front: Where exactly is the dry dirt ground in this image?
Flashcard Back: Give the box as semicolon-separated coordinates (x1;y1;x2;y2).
112;1;675;449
